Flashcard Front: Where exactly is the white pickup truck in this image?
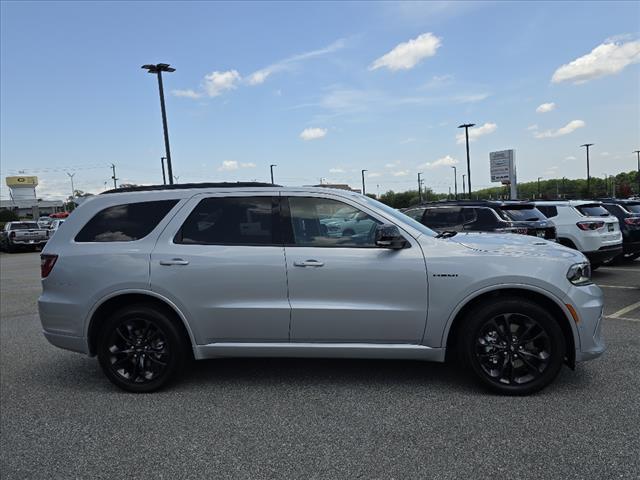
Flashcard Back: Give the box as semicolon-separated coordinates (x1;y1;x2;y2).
0;221;49;252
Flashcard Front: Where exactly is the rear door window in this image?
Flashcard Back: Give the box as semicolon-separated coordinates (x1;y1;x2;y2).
422;207;463;230
575;204;610;217
75;200;179;242
536;205;558;218
500;206;546;221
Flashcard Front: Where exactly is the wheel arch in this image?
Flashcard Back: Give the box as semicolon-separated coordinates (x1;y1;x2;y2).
443;287;577;368
86;290;196;357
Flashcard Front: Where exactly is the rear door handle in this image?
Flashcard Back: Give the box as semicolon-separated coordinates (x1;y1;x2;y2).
293;260;324;267
159;258;190;266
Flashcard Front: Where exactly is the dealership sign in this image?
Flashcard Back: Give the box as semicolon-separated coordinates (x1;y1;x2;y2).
490;150;514;184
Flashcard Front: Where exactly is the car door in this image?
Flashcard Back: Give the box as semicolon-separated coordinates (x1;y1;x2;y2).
282;193;428;344
150;193;291;345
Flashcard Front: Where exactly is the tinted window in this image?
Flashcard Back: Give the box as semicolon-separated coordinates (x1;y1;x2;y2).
575;204;609;217
176;197;275;245
286;197;380;247
422;207;462;229
500;206;546;221
536;205;558;218
622;203;640;214
403;207;426;221
75;200;178;242
471;208;498;229
10;222;39;230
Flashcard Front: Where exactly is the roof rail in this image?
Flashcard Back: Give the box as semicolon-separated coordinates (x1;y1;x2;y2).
102;182;279;194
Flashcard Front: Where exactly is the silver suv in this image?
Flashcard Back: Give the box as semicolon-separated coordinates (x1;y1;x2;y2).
39;183;605;394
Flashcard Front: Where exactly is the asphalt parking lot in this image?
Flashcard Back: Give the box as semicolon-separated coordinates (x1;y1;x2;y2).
1;251;639;479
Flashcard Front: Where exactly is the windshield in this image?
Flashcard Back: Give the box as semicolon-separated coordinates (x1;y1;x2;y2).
622;203;640;214
10;222;39;230
361;196;437;237
500;206;546;221
576;204;610;217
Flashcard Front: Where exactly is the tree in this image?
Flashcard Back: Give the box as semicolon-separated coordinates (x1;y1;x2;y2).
0;209;20;222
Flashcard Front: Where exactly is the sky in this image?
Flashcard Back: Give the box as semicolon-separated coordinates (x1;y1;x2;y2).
1;1;639;200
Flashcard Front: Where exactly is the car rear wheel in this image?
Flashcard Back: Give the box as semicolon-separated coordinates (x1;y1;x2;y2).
97;304;187;393
458;298;565;395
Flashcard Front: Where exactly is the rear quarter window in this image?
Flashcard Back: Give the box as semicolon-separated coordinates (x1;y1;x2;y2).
575;204;609;217
536;205;558;218
75;200;178;242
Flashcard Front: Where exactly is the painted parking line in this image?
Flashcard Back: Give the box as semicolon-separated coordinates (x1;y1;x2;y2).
608;301;640;319
598;284;640;289
597;267;640;273
605;316;640;322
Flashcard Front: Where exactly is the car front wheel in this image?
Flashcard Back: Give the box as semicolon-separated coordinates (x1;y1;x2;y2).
458;298;566;395
97;304;188;393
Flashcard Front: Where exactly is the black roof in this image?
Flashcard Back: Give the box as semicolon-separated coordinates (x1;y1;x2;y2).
414;199;536;208
593;198;640;205
102;182;279;194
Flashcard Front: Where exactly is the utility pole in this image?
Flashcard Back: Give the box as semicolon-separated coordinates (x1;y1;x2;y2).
66;172;76;200
634;150;640;194
110;164;118;189
361;169;367;195
581;143;594;197
418;172;423;202
462;174;466;196
142;63;176;184
448;186;452;199
270;164;277;184
161;157;167;185
458;123;475;197
451;166;458;199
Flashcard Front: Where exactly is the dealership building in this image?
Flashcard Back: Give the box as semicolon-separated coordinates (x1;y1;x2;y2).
1;176;65;218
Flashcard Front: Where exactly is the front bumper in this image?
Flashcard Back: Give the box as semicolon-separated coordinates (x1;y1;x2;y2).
568;283;606;362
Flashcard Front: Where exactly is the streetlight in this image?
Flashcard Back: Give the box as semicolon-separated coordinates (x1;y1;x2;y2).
581;143;594;197
462;174;466;196
451;166;458;199
458;123;475;197
270;164;277;184
634;150;640;194
66;172;76;200
142;63;176;185
537;177;542;198
161;157;167;185
418;172;423;202
361;169;367;195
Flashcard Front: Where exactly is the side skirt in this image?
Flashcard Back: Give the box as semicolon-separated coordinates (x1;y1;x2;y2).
194;342;445;362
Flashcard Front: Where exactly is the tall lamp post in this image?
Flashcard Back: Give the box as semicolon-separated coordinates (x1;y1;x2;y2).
161;157;167;185
634;150;640;194
458;123;475;198
537;177;542;198
270;164;277;184
66;172;76;201
142;63;176;185
462;174;466;197
451;166;458;199
581;143;594;197
418;172;423;202
361;169;368;195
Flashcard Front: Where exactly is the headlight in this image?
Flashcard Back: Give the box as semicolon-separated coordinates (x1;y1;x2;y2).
567;262;592;286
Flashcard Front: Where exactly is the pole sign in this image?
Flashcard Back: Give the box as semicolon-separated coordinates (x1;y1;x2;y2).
490;150;514;184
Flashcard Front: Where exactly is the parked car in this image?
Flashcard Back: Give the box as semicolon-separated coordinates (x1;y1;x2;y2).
595;198;640;262
1;221;49;252
403;200;556;240
37;216;53;229
39;183;604;395
534;200;622;267
47;219;66;237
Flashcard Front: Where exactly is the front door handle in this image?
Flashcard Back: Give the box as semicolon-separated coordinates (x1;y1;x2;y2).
293;259;324;267
159;258;190;266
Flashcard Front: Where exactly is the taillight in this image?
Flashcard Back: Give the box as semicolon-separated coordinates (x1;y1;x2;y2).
624;217;640;226
41;254;58;278
576;221;604;231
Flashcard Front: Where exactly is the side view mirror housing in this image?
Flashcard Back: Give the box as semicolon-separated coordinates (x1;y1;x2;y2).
375;224;409;249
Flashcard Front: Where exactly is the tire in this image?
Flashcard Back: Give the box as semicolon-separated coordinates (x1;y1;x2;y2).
458;297;566;395
97;304;188;393
622;252;640;262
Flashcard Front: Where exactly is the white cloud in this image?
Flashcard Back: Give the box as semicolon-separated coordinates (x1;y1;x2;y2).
203;70;241;97
536;102;556;113
552;39;640;84
400;137;417;144
565;155;576;161
300;127;327;141
419;155;459;170
172;89;202;99
370;32;442;71
367;172;382;178
424;74;454;88
451;93;489;103
527;124;539;131
455;122;497;144
329;167;344;173
392;170;411;177
217;160;255;171
534;120;585;139
600;152;610;157
247;38;346;85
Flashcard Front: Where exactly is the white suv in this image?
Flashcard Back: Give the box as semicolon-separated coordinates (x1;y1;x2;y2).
534;200;622;267
39;183;605;395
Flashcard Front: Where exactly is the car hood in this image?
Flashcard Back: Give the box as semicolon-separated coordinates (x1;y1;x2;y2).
446;232;584;260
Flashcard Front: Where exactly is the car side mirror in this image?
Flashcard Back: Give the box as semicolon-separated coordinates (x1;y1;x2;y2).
375;224;409;249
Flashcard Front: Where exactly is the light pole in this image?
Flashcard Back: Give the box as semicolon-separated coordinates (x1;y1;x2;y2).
451;166;458;199
634;150;640;194
458;123;475;197
142;63;176;185
270;164;277;184
418;172;423;202
462;174;466;196
537;177;542;198
581;143;594;197
361;169;367;195
110;164;118;189
161;157;167;185
66;172;76;200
